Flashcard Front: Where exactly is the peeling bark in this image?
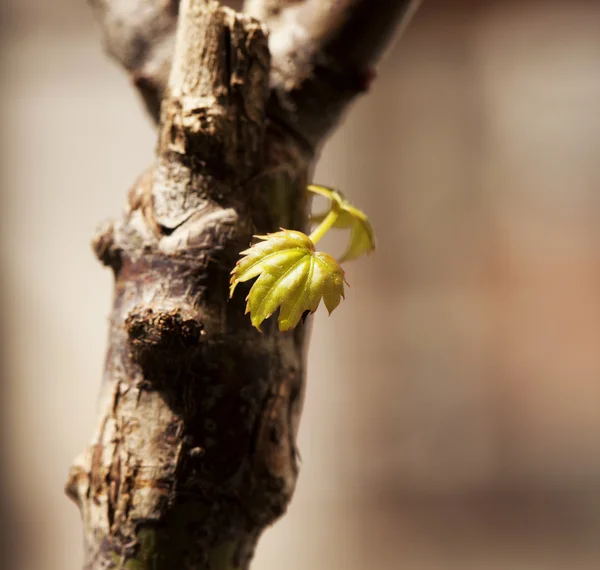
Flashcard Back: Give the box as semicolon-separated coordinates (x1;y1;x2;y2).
68;0;419;568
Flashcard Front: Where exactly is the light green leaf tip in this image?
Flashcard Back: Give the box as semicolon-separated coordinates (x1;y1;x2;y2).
229;230;346;332
308;184;376;262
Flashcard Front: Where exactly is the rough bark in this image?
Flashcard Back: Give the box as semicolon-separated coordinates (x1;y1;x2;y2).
67;0;419;568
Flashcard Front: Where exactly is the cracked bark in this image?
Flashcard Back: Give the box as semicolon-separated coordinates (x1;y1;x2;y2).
67;0;419;568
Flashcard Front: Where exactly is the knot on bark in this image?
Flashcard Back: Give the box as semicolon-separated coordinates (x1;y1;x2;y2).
92;220;122;273
126;307;204;376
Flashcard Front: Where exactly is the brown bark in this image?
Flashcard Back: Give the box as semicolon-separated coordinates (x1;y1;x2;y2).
66;0;419;568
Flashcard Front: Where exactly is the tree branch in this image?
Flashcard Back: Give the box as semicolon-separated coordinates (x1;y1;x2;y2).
70;0;419;568
244;0;422;147
69;2;307;568
88;0;179;119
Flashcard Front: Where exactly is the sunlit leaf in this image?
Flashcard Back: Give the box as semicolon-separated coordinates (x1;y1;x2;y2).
230;230;346;331
308;184;376;262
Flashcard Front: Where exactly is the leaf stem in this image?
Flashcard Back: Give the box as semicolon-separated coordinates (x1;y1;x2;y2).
309;208;339;245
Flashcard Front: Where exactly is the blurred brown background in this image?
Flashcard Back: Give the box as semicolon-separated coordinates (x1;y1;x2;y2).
2;0;600;569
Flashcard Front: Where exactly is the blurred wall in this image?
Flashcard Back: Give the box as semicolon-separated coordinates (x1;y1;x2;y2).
2;1;600;569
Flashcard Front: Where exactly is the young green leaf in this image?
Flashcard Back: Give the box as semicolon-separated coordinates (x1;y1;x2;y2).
230;230;346;331
308;184;376;262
